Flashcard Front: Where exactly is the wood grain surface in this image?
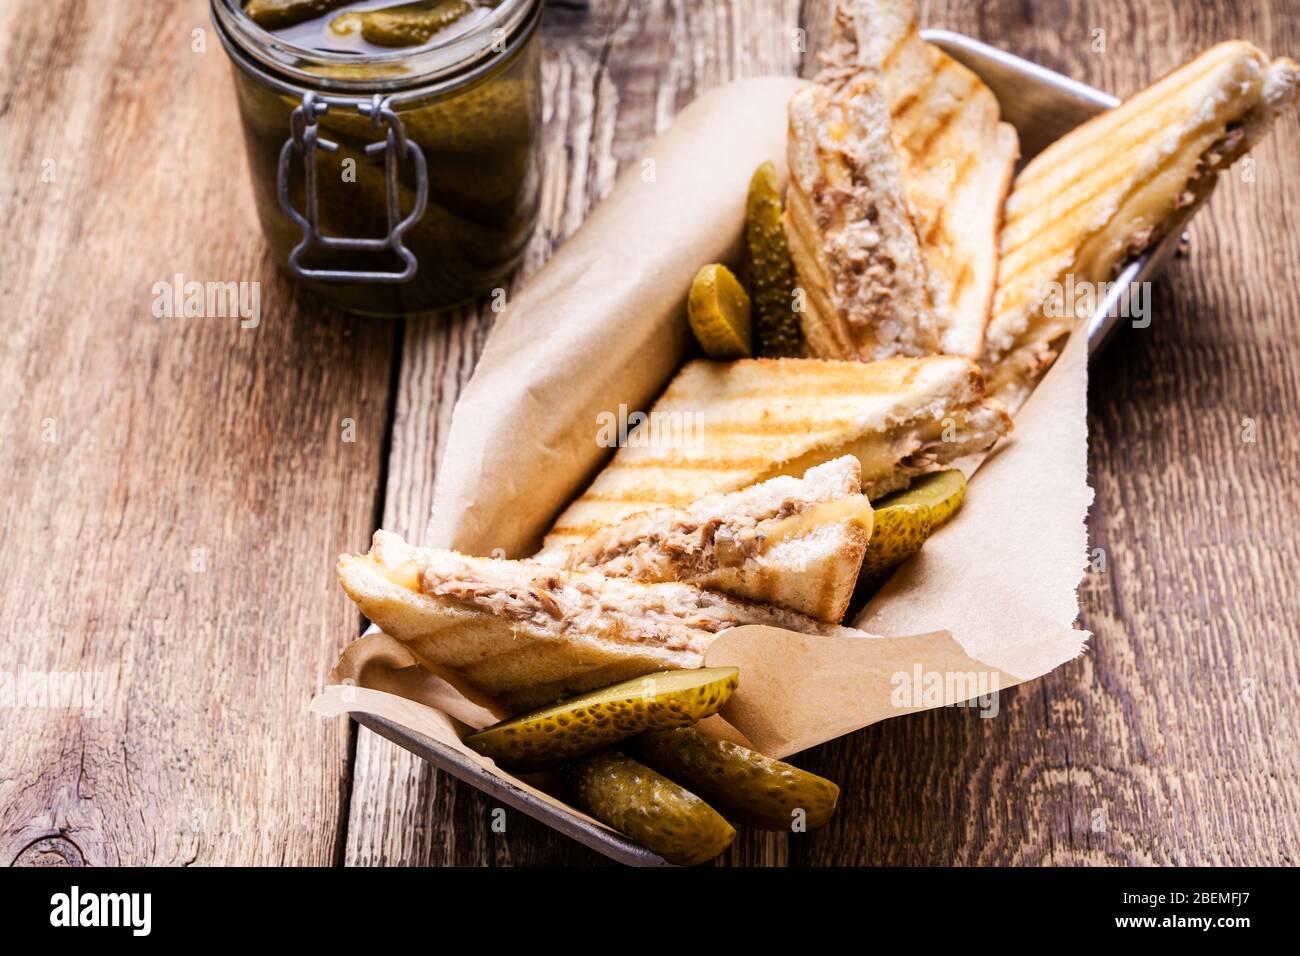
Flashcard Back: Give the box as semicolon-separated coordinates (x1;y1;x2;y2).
1;0;1297;867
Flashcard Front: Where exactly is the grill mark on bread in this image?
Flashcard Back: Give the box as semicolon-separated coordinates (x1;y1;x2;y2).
993;120;1253;336
1004;142;1161;243
996;138;1213;290
949;150;977;190
894;57;957;126
891;89;920;123
950;260;974;299
543;358;999;545
922;207;948;246
1010;48;1234;195
1002;86;1239;246
693;419;856;436
655;382;923;401
880;20;919;72
1003;55;1242;225
556;458;870;622
872;29;1013;361
587;455;819;473
1000;95;1245;270
907;81;979;156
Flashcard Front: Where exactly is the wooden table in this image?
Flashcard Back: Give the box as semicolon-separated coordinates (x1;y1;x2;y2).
2;0;1297;867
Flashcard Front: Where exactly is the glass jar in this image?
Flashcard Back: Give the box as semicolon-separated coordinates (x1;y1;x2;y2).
212;0;543;317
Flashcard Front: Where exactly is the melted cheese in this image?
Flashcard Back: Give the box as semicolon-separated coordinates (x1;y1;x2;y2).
760;496;874;550
377;557;422;593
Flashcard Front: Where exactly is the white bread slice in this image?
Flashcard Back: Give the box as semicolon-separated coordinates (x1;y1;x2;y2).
817;0;1019;359
784;77;940;361
984;42;1300;409
538;356;1011;556
338;531;862;711
544;456;872;624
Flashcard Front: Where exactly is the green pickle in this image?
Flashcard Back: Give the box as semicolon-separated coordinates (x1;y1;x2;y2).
688;264;753;359
566;750;737;866
464;667;740;772
856;470;968;596
228;0;542;315
879;468;967;529
745;161;803;357
857;501;932;595
636;726;840;831
244;0;354;30
331;1;476;48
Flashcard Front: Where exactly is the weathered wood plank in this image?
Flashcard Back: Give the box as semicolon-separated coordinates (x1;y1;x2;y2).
0;0;395;864
5;0;1296;870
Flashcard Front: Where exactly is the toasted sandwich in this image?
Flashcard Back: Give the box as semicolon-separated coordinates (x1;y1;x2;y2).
784;77;940;361
817;0;1019;359
984;41;1300;409
338;531;863;710
541;456;873;624
538;356;1011;557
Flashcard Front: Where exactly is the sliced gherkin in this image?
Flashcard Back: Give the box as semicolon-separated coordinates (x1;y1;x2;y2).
688;263;753;359
744;161;802;357
566;750;736;866
857;470;968;595
243;0;354;30
330;0;474;48
857;502;932;595
636;726;839;830
877;469;967;529
464;667;739;772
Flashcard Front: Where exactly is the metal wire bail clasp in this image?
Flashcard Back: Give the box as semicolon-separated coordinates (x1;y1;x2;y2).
276;92;429;284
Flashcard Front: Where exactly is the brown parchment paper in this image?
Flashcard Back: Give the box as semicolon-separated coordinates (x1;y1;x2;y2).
313;76;1092;787
426;76;812;556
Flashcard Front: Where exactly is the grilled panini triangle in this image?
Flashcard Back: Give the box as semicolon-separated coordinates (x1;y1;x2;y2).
784;76;939;361
816;0;1019;359
338;531;863;711
549;456;873;624
984;41;1300;409
538;355;1011;558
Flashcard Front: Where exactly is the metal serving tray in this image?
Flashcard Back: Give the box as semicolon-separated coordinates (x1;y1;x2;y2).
354;32;1177;866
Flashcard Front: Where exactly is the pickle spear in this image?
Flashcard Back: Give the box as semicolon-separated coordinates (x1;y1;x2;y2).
464;667;740;772
688;263;753;359
566;750;736;866
744;161;802;357
243;0;354;30
636;726;840;831
330;0;474;48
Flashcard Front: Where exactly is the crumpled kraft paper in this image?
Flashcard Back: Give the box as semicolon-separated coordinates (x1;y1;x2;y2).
313;76;1091;769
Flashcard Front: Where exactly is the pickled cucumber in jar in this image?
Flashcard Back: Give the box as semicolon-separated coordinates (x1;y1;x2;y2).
331;1;479;48
225;0;542;315
243;0;500;52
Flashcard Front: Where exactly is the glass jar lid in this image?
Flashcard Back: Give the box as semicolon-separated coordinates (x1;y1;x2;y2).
211;0;539;93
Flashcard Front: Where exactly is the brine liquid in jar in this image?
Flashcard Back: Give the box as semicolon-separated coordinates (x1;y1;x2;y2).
217;0;543;316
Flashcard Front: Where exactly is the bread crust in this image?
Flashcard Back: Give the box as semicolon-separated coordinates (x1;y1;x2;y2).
540;355;1011;554
983;43;1300;408
815;0;1020;359
552;457;872;623
339;532;864;710
784;78;939;361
